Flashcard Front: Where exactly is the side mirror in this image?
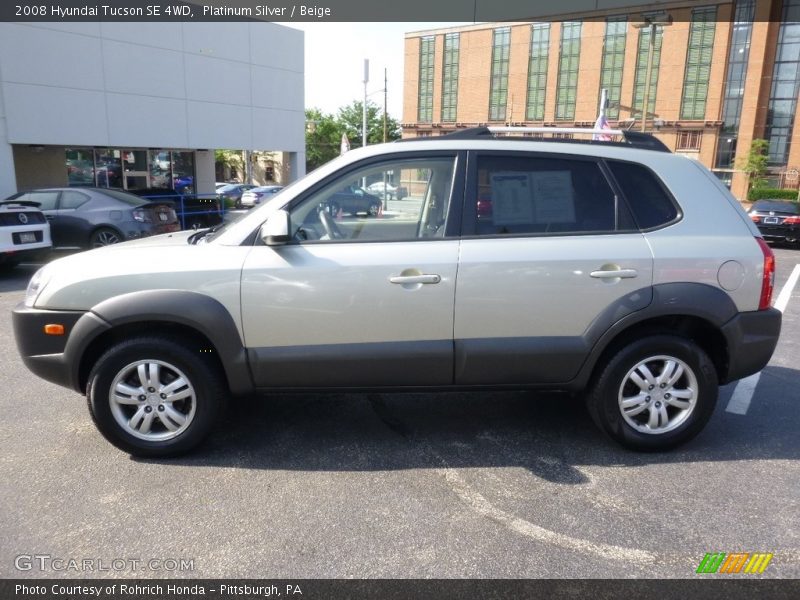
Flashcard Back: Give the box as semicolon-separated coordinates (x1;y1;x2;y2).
260;209;291;246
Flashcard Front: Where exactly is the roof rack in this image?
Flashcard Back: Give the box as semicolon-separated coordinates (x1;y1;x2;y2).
429;126;671;153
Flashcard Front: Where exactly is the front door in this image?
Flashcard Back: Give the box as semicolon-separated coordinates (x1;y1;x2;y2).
240;153;463;388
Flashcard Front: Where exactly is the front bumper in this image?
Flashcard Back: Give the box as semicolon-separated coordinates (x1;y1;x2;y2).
12;303;111;392
720;308;782;383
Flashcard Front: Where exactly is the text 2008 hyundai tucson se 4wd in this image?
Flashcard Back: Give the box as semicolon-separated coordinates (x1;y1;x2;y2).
13;128;782;456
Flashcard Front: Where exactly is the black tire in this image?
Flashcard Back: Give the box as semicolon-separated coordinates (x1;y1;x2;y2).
86;336;227;457
89;227;123;248
367;202;381;217
586;335;718;452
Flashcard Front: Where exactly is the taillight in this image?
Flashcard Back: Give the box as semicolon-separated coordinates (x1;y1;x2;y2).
756;237;775;310
132;209;150;223
749;214;761;223
784;216;800;225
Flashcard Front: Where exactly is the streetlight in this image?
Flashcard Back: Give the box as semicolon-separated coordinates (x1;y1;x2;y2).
632;13;673;133
363;59;369;149
362;62;389;147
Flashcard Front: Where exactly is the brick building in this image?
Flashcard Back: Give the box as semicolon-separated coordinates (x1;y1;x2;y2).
402;0;800;200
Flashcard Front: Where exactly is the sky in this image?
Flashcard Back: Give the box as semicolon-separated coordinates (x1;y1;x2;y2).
286;22;471;121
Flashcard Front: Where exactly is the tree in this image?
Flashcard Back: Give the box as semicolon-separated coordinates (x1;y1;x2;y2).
305;108;342;172
337;100;401;147
739;139;769;192
305;102;402;172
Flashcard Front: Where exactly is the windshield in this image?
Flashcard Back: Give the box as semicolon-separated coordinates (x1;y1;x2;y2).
753;201;799;213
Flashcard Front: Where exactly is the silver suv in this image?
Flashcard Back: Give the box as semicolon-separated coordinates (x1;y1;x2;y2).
12;128;782;456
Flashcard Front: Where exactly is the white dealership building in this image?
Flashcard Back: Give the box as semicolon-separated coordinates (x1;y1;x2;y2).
0;21;305;199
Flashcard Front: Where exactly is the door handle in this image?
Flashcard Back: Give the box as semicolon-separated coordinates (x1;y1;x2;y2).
590;268;638;279
389;274;441;285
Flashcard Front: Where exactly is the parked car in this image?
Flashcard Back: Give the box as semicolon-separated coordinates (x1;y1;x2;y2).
366;180;406;200
325;184;382;217
240;185;284;208
0;200;52;268
748;199;800;246
217;183;258;209
13;127;781;456
5;187;179;249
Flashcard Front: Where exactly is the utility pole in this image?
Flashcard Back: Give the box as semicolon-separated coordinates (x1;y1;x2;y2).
363;59;369;148
383;68;388;143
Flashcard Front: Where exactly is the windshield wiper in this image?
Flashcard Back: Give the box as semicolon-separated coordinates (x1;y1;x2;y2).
188;225;219;244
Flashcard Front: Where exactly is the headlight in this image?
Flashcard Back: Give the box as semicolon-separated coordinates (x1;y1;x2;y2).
24;266;50;308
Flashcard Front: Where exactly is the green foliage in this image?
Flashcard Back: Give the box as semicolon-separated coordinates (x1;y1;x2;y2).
305;101;401;172
305;108;342;173
739;139;769;191
748;187;799;201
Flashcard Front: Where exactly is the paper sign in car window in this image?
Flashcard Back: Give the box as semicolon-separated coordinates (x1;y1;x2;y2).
530;171;575;223
490;173;534;225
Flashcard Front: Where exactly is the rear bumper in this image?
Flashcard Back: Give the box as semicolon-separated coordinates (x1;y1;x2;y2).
720;308;782;383
1;245;51;264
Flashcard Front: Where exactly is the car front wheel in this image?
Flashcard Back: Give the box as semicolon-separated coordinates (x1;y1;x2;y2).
586;335;718;451
87;336;226;457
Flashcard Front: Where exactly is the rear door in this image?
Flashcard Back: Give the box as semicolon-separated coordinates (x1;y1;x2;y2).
454;151;654;385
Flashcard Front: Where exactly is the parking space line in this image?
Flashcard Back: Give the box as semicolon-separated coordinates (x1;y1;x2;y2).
774;263;800;313
725;263;800;415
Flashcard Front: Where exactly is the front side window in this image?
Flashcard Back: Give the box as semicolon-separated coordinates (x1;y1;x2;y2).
288;157;456;244
473;155;619;236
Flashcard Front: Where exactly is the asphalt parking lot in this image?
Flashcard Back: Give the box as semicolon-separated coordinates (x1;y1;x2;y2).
0;248;798;579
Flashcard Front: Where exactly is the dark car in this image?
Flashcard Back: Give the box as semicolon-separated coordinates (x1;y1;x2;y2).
748;199;800;246
217;183;258;209
128;187;222;229
325;184;382;217
5;187;179;249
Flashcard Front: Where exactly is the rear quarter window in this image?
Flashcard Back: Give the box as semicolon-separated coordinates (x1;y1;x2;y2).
607;161;679;230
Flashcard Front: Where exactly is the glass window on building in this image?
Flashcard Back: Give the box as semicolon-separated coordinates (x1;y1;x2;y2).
172;151;195;195
766;0;800;165
417;36;435;123
526;24;550;121
149;149;172;190
600;17;627;121
93;149;122;189
681;6;718;120
677;131;702;151
715;0;755;170
489;27;511;121
555;22;582;120
632;18;664;122
441;33;459;122
65;149;95;187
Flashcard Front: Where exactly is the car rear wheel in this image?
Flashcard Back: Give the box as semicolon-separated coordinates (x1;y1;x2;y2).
367;202;380;217
586;335;718;451
90;227;122;248
87;336;226;457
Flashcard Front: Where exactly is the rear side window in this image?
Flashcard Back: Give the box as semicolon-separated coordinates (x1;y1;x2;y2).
607;161;679;230
474;155;618;235
12;191;59;211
